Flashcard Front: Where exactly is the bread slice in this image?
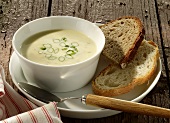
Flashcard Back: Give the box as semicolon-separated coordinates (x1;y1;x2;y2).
92;40;159;97
100;16;145;68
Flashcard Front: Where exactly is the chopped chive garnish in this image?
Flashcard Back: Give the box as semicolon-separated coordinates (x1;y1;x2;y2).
40;47;46;50
43;43;52;48
62;37;66;40
71;42;79;47
54;48;59;53
62;48;68;50
48;56;57;60
58;56;65;62
71;52;76;55
38;37;80;62
70;46;75;48
53;39;60;43
74;47;78;52
59;42;66;47
66;50;76;56
61;37;67;42
65;54;73;59
47;48;54;53
45;54;51;57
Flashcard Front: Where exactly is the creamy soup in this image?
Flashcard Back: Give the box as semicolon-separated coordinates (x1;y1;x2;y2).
21;29;96;65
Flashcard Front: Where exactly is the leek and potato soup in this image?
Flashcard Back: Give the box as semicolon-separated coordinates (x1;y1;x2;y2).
20;29;96;65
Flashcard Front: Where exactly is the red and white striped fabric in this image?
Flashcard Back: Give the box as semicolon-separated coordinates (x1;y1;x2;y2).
0;65;62;123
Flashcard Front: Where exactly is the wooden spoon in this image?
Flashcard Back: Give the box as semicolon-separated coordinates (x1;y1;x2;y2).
18;82;170;118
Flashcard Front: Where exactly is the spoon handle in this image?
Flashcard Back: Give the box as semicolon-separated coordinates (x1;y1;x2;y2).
85;94;170;118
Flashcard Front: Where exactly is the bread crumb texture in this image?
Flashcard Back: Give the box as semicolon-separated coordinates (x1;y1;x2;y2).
92;40;159;96
100;17;144;65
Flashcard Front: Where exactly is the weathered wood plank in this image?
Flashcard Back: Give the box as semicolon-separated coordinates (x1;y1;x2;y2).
51;0;169;122
156;0;170;85
0;0;48;87
0;0;169;122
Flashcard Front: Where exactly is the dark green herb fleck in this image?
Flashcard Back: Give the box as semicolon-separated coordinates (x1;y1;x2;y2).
40;47;46;50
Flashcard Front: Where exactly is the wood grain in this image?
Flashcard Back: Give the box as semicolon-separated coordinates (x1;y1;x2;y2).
0;0;170;122
86;94;170;118
0;0;48;87
156;0;170;90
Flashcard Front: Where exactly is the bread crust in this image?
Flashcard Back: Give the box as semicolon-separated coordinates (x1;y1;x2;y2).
100;16;145;69
92;40;159;97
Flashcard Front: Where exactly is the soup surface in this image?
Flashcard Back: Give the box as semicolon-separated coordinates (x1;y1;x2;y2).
21;29;96;65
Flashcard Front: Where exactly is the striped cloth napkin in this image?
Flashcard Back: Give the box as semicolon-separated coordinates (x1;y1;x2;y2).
0;65;62;123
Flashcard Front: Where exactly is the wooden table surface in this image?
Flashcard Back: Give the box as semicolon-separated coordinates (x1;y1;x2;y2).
0;0;170;122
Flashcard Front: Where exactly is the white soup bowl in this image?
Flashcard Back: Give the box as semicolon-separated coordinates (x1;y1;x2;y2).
12;16;105;92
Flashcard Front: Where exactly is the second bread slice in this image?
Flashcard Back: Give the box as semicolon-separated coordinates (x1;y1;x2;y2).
92;40;159;97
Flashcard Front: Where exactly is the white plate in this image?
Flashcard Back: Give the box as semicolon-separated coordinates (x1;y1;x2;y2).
9;52;162;119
